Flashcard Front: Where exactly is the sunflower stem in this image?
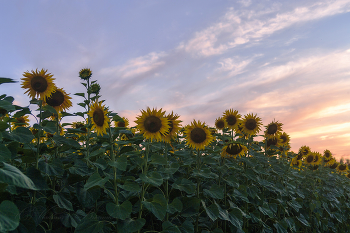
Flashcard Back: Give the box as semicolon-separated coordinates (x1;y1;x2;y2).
138;141;150;226
196;149;201;233
86;77;91;161
33;100;43;204
164;142;169;221
109;125;119;205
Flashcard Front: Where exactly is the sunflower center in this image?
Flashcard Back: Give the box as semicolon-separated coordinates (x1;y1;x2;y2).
302;149;309;156
144;116;162;133
226;116;236;126
226;144;242;156
306;155;314;163
190;128;206;143
267;138;277;147
324;152;330;158
31;76;48;92
93;109;105;127
117;121;126;127
267;124;278;135
330;163;338;169
46;90;64;107
338;164;347;170
245;119;257;130
216;120;225;129
17;117;25;123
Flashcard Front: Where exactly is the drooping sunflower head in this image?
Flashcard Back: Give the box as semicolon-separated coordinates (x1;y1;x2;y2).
88;101;110;136
278;132;290;146
114;117;129;128
336;164;349;173
241;113;262;136
184;120;214;150
304;153;315;165
135;107;170;142
221;142;247;158
264;135;281;149
290;156;302;169
161;111;182;143
312;152;322;166
79;68;92;80
265;120;283;138
215;117;227;130
11;115;30;130
222;109;241;130
329;160;338;169
44;87;72;112
21;69;56;100
323;149;332;161
299;146;311;158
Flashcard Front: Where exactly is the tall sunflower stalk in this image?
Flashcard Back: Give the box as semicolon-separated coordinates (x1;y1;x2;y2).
108;123;119;205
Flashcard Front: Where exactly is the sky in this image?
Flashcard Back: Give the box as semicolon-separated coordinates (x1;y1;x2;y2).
1;0;350;160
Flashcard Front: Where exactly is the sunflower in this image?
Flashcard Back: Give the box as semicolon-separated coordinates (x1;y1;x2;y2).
222;109;241;131
329;161;338;169
21;69;56;100
290;156;302;169
264;135;281;149
298;146;311;158
44;87;72;112
135;107;170;142
264;120;283;138
221;142;247;158
323;149;332;162
304;153;315;166
312;152;322;166
326;158;336;167
241;113;262;136
184;120;214;150
72;121;87;133
278;132;290;146
161;112;181;143
215;117;227;130
88;101;110;136
114;117;129;128
346;173;350;179
11;115;30;129
336;164;349;173
79;68;92;80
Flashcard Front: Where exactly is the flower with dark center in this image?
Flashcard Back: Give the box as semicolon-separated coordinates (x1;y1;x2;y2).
88;101;110;136
336;164;349;173
161;112;181;143
115;117;129;128
323;149;332;160
215;117;227;130
313;152;322;166
89;83;101;94
135;107;169;142
44;88;72;112
304;154;315;165
222;109;241;130
290;156;302;169
11;115;30;129
221;142;247;158
241;113;262;136
278;132;290;146
21;69;56;100
184;120;213;150
298;146;311;158
330;161;338;169
79;68;92;80
265;120;283;138
72;122;87;133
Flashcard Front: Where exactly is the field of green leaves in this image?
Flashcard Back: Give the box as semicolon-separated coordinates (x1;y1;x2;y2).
1;69;350;233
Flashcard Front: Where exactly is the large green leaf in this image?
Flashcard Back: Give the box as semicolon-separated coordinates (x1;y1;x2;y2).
11;127;34;143
179;220;194;233
172;178;196;194
168;198;183;214
108;156;127;171
106;200;132;220
0;200;20;232
0;144;11;162
38;159;64;177
84;172;108;190
26;167;49;190
139;171;163;187
53;193;74;211
180;197;200;217
74;213;104;233
296;213;310;227
76;184;101;209
0;162;37;190
202;200;219;221
118;180;141;192
142;194;167;221
215;202;243;230
118;218;146;233
204;184;224;199
150;153;167;165
162;221;181;233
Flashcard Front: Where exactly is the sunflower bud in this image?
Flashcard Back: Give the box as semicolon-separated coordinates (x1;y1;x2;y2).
79;68;92;80
89;83;101;94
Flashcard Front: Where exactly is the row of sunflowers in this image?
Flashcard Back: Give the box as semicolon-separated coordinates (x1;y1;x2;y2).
0;68;350;232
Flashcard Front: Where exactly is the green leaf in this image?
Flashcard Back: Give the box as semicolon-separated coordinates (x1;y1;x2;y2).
150;153;167;165
0;77;17;85
0;200;20;232
118;180;141;192
53;135;81;148
172;178;196;194
53;193;74;211
202;200;219;221
215;202;243;230
0;162;37;190
274;222;288;233
61;210;86;228
258;204;274;218
119;146;134;155
74;93;86;98
119;218;146;233
0;121;9;131
76;184;101;209
163;162;180;174
180;220;194;233
74;213;104;233
93;158;108;170
106;200;132;220
287;199;302;212
162;221;181;233
139;171;163;187
181;197;200;217
296;213;310;227
109;156;127;171
69;159;93;176
142;194;167;221
11;127;34;143
168;198;183;214
84;172;108;190
0;144;11;162
204;184;224;199
13;107;31;118
26;167;49;190
38;159;64;177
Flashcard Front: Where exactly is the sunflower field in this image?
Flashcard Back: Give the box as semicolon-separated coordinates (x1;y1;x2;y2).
1;69;350;233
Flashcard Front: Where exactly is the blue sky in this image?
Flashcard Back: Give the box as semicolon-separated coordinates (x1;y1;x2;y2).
1;0;350;159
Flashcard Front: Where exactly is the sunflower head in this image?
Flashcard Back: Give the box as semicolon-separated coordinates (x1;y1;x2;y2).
290;156;302;169
221;142;247;158
222;109;241;130
304;154;315;166
323;149;332;160
312;152;322;166
329;161;338;169
114;117;129;128
184;120;214;150
265;120;283;138
162;112;181;143
11;115;30;130
278;132;290;146
89;83;101;94
264;135;281;149
135;107;170;142
336;164;349;173
299;146;311;157
215;117;227;130
72;121;87;133
241;113;262;137
88;101;110;136
79;68;92;80
44;87;72;112
21;69;56;100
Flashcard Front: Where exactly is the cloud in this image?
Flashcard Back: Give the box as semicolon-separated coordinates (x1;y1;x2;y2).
182;0;350;57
